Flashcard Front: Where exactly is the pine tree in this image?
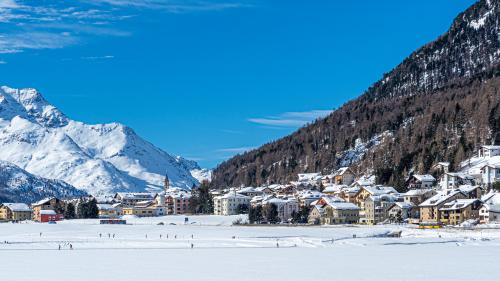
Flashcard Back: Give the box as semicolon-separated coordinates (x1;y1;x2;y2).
64;203;76;219
88;198;99;219
264;204;279;224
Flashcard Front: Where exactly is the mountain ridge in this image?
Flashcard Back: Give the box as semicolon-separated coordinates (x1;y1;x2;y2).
211;0;500;190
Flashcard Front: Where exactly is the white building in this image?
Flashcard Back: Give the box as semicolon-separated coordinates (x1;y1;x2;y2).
262;197;299;222
439;172;475;190
480;191;500;223
478;145;500;158
407;174;436;189
213;193;250;216
480;164;500;187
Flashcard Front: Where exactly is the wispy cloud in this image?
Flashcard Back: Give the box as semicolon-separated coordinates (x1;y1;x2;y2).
0;0;249;54
0;60;6;64
81;55;114;60
216;146;255;153
0;31;78;53
84;0;249;13
248;110;332;128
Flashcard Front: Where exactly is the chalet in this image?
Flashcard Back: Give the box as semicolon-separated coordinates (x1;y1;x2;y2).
122;199;165;217
322;184;347;195
480;164;500;187
297;173;322;183
237;187;263;197
419;190;467;223
403;189;436;206
458;185;483;199
0;203;32;221
308;205;324;224
478;145;500;158
337;186;360;204
432;162;451;174
480;204;500;223
322;202;360;224
256;186;275;195
479;191;500;223
114;192;156;207
297;190;324;208
406;175;436;189
387;202;417;221
353;185;398;209
438;199;482;225
364;194;398;225
332;167;356;186
31;197;65;222
439;173;475;190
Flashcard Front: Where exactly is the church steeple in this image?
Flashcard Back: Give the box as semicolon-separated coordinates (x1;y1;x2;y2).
164;174;170;191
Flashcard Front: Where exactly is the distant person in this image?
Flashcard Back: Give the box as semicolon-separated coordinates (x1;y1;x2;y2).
191;243;194;249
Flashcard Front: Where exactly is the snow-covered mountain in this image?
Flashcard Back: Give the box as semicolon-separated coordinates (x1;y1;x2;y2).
0;160;86;203
0;86;200;195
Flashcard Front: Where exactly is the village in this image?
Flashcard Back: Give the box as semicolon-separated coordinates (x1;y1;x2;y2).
1;145;500;229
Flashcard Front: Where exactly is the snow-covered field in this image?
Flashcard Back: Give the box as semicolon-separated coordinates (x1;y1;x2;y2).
1;215;500;281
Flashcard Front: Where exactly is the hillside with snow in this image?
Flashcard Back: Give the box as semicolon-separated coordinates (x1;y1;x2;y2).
0;160;86;203
0;86;200;195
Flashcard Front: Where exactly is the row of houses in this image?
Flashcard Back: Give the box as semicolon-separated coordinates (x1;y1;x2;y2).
0;198;65;222
98;188;192;218
212;164;500;226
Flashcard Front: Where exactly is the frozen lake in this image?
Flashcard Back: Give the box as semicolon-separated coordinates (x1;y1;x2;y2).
1;215;500;281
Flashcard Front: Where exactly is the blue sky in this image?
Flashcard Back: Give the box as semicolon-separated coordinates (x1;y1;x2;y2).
0;0;476;168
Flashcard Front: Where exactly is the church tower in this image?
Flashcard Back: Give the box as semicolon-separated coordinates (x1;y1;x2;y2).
164;174;170;191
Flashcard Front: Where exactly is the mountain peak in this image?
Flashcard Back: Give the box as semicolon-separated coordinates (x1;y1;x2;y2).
0;85;201;196
0;86;68;127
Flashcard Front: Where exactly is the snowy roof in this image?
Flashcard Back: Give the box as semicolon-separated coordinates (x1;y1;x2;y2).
368;194;398;203
115;192;155;200
2;203;31;212
97;204;115;211
482;145;500;150
217;193;251;200
354;175;376;186
332;167;353;176
489;204;500;213
390;202;415;210
439;199;480;211
412;174;436;182
482;191;500;205
446;172;475;180
420;190;462;207
40;210;56;215
362;185;398;196
297;173;322;181
297;190;324;199
326;202;360;211
323;184;347;193
404;189;434;196
32;197;55;206
237;187;262;194
320;196;345;206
